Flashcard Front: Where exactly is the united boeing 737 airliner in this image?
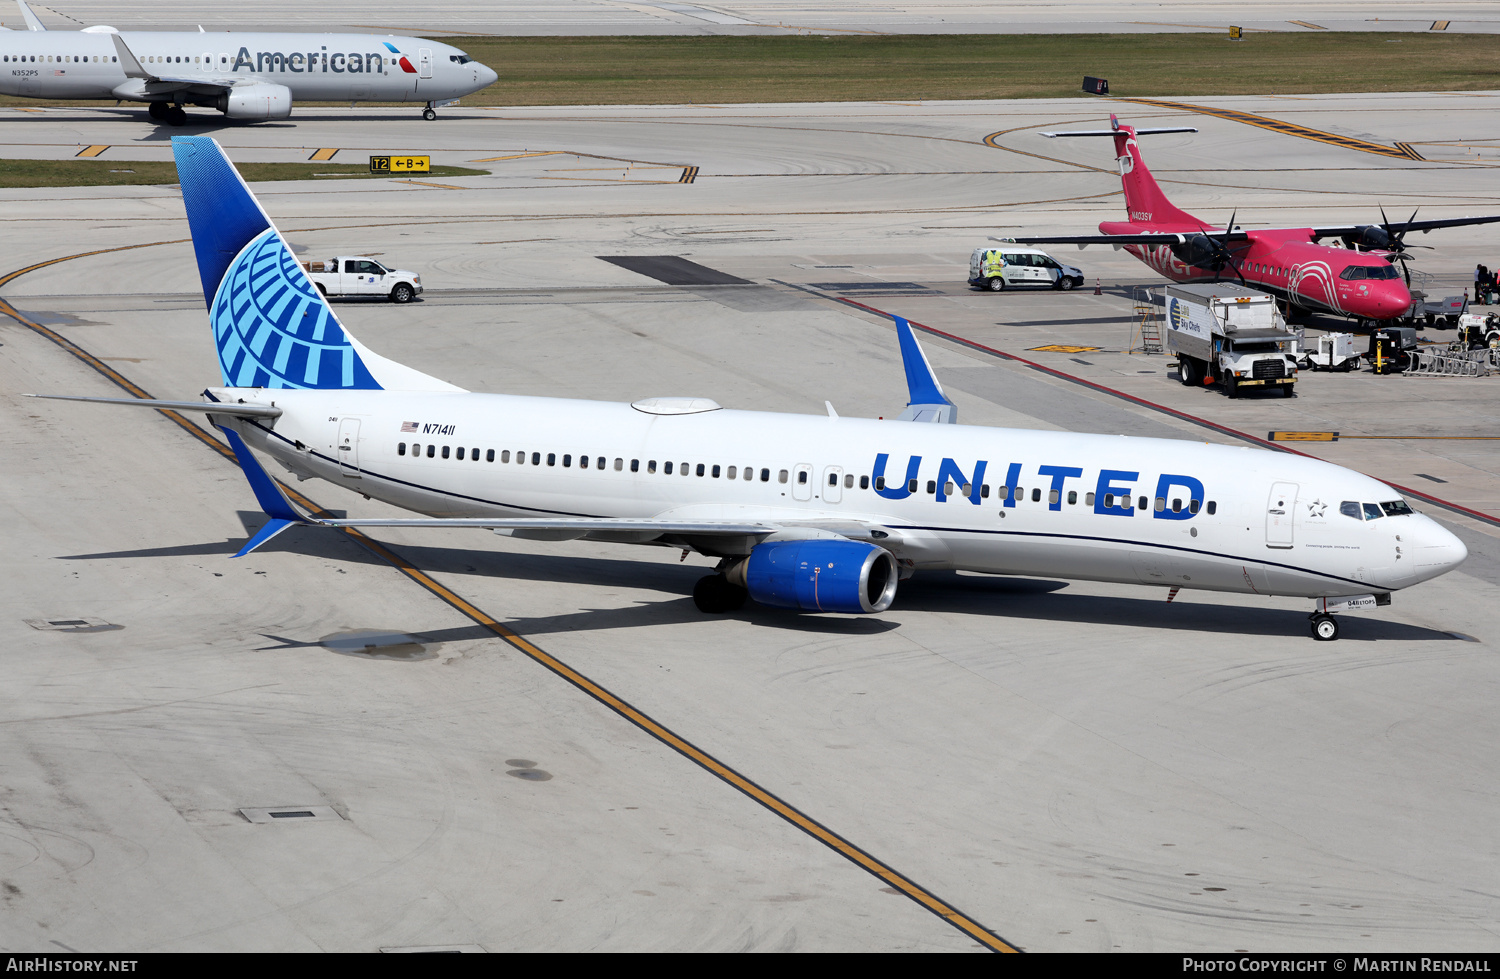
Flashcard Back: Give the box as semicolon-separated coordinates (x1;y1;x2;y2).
0;1;495;123
34;137;1469;641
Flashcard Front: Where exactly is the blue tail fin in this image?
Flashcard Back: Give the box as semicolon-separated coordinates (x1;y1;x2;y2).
171;136;459;392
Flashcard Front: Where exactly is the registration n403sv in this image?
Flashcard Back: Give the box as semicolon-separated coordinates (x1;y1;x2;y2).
32;137;1468;641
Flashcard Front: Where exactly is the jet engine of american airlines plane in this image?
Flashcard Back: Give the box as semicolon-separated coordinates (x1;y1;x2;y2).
722;539;899;614
216;82;292;121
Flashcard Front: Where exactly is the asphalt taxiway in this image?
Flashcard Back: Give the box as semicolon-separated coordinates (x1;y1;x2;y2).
9;0;1500;35
3;94;1500;951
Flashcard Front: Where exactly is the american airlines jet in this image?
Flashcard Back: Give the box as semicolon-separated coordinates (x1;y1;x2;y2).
34;137;1469;641
0;1;496;123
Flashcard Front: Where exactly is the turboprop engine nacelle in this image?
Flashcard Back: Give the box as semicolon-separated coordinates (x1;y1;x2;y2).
218;83;292;121
1169;233;1223;269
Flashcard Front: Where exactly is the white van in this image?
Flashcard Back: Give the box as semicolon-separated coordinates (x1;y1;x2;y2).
968;246;1084;292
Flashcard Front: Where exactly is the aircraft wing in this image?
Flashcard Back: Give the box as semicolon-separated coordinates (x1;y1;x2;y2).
1310;215;1500;239
1006;231;1250;247
111;33;237;91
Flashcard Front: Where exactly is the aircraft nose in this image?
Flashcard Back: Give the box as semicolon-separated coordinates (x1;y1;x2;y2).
477;63;498;88
1411;516;1467;581
1378;282;1413;318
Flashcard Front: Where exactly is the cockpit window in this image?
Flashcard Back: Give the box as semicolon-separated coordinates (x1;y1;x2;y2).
449;54;472;64
1342;500;1398;521
1339;265;1400;281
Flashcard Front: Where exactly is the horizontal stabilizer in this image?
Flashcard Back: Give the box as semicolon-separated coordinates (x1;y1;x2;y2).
27;393;282;418
218;426;310;557
1040;127;1197;138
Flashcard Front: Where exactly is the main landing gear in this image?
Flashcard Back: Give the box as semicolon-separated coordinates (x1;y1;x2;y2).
148;101;187;126
693;574;747;614
1310;613;1340;641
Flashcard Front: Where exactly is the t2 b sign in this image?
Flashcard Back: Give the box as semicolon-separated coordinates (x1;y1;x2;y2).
369;155;431;174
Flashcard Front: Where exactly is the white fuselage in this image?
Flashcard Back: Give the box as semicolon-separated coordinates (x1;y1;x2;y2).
0;31;493;104
216;387;1467;599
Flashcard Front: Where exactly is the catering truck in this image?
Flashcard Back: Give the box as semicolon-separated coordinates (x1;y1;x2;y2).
1164;283;1299;398
299;257;422;303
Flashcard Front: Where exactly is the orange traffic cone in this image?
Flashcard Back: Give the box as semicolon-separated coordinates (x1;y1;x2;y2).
1094;278;1102;295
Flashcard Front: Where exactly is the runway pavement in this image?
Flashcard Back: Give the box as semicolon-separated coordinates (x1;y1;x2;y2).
3;94;1500;951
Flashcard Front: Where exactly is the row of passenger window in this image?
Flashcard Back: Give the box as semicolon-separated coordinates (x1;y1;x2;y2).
397;442;794;482
3;55;119;63
879;478;1215;513
393;441;1218;514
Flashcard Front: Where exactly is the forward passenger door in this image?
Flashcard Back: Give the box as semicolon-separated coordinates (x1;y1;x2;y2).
1266;481;1297;548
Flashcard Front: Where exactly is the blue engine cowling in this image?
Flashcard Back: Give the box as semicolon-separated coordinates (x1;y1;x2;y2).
740;539;898;613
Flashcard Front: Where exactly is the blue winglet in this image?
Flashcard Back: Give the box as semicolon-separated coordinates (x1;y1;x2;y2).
894;316;951;408
218;426;307;557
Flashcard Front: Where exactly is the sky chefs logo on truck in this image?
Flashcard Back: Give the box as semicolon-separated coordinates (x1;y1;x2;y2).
1169;297;1185;332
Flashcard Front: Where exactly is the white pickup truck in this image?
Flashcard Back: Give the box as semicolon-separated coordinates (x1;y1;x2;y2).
299;257;422;303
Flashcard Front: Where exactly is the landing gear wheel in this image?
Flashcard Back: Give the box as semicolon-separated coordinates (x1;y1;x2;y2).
693;574;746;614
1311;614;1339;641
1059;276;1078;291
166;106;187;127
987;277;1004;292
422;107;437;121
148;101;168;120
390;283;414;304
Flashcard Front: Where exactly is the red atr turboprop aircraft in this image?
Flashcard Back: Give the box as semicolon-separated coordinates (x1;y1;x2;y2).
1012;115;1500;323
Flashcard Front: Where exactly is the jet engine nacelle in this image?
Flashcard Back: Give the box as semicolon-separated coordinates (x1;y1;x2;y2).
739;539;897;614
217;83;292;121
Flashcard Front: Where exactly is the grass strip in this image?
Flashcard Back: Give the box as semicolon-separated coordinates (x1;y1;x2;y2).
0;159;486;188
442;33;1500;104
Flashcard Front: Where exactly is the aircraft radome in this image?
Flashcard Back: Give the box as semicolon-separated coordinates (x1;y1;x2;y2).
0;0;496;123
30;137;1469;642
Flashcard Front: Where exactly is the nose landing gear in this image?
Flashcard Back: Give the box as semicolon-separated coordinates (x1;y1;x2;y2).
1310;613;1340;641
422;105;437;121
